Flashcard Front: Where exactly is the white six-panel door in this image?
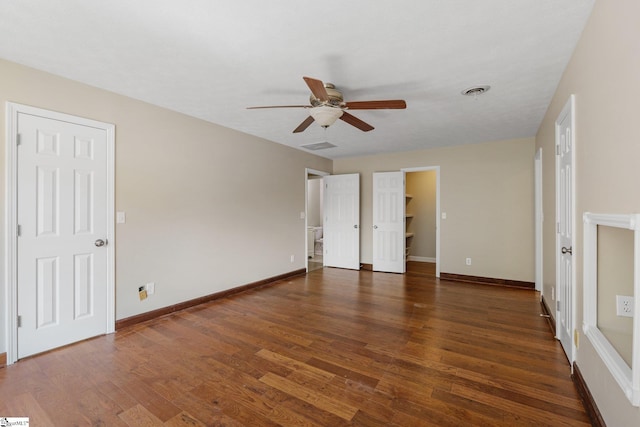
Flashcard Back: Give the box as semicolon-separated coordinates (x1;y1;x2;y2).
16;111;111;358
372;171;406;273
556;95;575;363
323;174;360;270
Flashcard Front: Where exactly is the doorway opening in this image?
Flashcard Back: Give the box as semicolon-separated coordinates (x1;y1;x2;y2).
305;168;329;272
403;167;440;278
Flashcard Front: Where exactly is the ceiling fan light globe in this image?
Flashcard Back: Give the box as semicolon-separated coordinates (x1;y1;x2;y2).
309;106;344;127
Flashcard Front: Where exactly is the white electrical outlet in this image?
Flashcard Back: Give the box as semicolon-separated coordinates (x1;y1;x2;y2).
290;254;295;263
146;282;155;295
465;258;472;266
616;295;634;317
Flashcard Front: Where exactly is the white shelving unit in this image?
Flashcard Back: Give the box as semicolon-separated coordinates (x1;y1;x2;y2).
405;194;414;259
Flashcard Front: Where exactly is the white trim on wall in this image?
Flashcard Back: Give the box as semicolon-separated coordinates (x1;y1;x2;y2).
535;147;543;293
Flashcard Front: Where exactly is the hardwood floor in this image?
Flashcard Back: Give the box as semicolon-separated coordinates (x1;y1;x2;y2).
0;263;590;426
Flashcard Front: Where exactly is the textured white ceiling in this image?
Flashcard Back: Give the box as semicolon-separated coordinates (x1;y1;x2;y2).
0;0;594;159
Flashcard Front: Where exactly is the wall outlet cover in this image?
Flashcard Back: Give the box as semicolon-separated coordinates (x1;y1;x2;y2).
616;295;634;318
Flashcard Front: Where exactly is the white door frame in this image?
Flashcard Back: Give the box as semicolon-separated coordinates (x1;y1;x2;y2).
305;168;330;272
535;148;543;293
402;166;441;278
4;102;116;365
555;95;576;364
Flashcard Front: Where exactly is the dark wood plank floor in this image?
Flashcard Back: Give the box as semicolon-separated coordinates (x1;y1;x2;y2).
0;263;590;426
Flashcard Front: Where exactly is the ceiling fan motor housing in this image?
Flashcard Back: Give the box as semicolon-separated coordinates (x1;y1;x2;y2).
309;83;345;107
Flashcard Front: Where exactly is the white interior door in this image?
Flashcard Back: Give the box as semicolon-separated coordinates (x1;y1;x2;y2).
16;110;112;358
323;174;360;270
556;95;575;363
373;171;405;273
535;148;543;292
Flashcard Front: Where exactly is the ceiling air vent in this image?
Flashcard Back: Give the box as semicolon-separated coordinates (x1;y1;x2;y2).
461;85;491;96
300;142;336;151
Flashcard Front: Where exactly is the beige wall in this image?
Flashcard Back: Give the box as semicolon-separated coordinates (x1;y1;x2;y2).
0;59;332;354
535;0;640;423
334;137;535;281
406;171;437;259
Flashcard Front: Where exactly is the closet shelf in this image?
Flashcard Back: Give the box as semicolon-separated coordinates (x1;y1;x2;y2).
405;193;413;262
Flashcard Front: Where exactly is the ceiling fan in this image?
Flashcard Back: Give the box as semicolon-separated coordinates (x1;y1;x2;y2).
247;76;407;133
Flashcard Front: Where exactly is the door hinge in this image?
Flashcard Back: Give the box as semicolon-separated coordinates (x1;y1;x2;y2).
16;133;21;146
557;300;560;311
556;145;560;155
17;224;21;237
17;315;22;328
556;222;560;234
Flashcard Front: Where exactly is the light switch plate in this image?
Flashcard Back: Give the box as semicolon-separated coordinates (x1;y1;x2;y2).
116;211;126;224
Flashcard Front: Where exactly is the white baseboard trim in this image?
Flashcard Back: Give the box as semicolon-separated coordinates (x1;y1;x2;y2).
408;256;436;263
